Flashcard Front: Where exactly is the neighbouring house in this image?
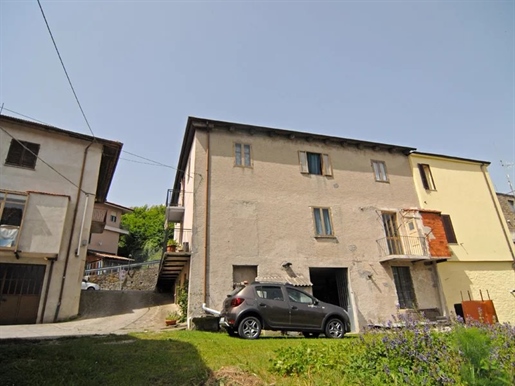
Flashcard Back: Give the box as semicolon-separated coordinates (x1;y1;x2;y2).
160;117;449;331
86;201;134;272
0;114;122;324
496;192;515;244
410;153;515;323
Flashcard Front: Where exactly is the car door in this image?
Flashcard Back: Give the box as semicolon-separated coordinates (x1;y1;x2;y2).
286;287;325;328
254;285;290;328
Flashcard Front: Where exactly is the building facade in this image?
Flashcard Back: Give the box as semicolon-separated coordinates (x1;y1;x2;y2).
0;115;122;324
166;117;449;331
410;153;515;323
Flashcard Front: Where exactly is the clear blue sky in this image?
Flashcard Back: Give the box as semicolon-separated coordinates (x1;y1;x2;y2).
1;1;513;207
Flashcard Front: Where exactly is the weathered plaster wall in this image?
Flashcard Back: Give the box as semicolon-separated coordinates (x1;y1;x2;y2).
186;128;441;330
0;119;105;323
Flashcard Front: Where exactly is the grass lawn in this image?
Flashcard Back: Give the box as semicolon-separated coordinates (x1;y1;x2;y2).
0;330;355;385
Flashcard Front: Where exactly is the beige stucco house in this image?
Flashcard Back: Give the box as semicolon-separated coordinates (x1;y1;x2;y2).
86;201;133;271
165;117;449;331
0;114;122;324
410;153;515;323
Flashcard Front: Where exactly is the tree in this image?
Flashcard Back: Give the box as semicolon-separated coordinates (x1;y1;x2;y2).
118;205;167;262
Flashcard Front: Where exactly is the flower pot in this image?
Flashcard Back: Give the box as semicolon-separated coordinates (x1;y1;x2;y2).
166;319;177;326
166;245;177;252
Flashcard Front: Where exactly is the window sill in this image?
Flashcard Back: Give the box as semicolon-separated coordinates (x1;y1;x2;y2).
314;235;337;240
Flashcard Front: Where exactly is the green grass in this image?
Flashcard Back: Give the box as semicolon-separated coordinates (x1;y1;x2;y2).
0;330;357;386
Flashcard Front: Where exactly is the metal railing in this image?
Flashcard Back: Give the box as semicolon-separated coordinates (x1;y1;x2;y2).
84;260;160;276
376;236;429;257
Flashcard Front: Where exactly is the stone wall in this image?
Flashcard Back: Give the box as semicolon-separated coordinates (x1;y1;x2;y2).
87;263;159;291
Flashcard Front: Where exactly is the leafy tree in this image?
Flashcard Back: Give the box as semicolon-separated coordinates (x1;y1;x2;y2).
118;205;168;262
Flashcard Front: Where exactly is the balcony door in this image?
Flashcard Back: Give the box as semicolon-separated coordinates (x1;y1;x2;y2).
382;212;403;255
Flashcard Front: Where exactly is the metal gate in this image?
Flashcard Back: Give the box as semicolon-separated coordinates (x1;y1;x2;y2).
0;263;46;325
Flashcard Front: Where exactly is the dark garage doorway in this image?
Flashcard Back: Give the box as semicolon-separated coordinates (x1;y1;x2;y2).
0;263;46;325
309;267;349;311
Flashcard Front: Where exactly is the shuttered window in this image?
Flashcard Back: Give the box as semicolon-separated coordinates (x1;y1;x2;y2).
299;151;332;176
441;214;457;244
5;140;39;169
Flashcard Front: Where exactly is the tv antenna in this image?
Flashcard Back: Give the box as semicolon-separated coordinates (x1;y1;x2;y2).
500;160;515;196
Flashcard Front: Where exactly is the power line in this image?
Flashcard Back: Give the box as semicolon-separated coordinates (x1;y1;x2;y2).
37;0;95;138
0;125;92;195
1;106;199;178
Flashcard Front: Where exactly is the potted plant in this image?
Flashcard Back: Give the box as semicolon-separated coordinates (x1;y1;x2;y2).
166;239;178;252
165;310;181;326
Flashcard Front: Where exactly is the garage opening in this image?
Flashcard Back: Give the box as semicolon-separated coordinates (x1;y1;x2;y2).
0;263;46;325
309;267;349;311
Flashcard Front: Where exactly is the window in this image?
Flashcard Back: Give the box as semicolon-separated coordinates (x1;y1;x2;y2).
286;288;314;304
441;214;457;244
255;286;284;301
313;207;333;236
418;163;436;190
371;160;388;182
299;151;332;176
235;143;251;167
110;212;117;223
5;140;40;169
392;266;416;309
0;192;27;248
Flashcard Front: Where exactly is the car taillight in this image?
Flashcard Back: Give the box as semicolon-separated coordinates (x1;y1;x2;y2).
230;297;244;307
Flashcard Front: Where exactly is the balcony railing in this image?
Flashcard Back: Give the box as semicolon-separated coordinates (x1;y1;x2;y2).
376;236;429;257
166;228;193;253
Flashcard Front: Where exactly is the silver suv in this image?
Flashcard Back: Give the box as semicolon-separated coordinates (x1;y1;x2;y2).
219;282;351;339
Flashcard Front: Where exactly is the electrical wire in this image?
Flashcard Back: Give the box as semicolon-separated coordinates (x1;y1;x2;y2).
0;124;92;195
37;0;95;138
0;107;199;179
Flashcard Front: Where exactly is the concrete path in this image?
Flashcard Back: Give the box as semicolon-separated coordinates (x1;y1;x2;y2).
0;303;179;340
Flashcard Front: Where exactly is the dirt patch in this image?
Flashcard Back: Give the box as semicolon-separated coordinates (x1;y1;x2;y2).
207;366;264;386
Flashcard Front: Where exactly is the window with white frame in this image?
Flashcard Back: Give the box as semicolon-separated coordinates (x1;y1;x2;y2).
0;191;27;248
110;212;117;223
371;160;388;182
312;207;334;236
299;151;332;176
235;143;251;167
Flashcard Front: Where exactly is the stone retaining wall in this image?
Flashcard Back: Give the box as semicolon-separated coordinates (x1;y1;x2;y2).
86;263;159;291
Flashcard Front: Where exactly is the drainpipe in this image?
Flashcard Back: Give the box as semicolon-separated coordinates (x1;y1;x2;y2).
76;193;91;256
39;256;57;323
480;163;515;263
54;141;93;322
204;128;211;304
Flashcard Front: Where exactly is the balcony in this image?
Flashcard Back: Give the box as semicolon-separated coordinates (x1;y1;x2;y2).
165;189;185;223
376;236;431;263
90;208;107;233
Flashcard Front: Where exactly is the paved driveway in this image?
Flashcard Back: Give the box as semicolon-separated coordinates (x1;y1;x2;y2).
0;303;179;340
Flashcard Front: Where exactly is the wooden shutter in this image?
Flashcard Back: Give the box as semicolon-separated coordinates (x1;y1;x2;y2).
5;140;39;169
299;151;308;173
322;154;332;176
441;214;457;243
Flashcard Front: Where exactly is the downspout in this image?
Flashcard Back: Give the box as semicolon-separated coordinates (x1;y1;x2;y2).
39;257;57;323
54;141;93;322
204;128;211;304
480;163;515;262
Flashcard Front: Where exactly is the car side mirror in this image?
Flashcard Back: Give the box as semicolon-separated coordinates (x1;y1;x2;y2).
313;299;319;305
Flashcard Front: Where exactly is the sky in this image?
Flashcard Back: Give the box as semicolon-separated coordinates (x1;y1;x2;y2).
1;1;514;207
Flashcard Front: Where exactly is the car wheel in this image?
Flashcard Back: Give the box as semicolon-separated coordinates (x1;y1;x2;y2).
237;316;261;339
325;318;345;339
87;287;96;291
302;332;319;338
